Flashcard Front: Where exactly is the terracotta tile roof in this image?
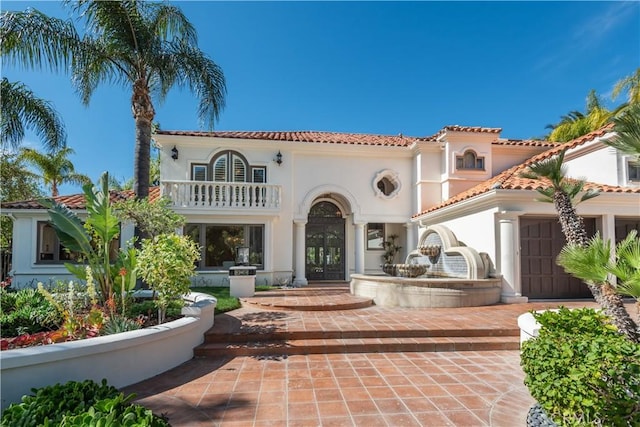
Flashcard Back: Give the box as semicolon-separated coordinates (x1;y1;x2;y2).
158;126;559;149
1;187;161;210
156;130;418;147
491;139;560;148
421;125;503;141
413;124;635;218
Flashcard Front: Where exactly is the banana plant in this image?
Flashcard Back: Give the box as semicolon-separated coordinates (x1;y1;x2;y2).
40;172;121;302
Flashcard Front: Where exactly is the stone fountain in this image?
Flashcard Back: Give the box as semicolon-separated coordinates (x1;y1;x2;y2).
351;225;502;308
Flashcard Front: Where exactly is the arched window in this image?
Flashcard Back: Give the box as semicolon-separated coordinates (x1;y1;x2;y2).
456;150;485;170
211;151;248;182
309;201;342;218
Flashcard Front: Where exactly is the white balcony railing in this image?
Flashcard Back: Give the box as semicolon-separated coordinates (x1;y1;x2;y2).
161;180;281;210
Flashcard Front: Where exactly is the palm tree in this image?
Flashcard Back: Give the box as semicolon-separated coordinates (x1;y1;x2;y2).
547;90;614;142
20;147;91;196
608;104;640;159
0;77;66;152
521;150;640;343
612;67;640;107
1;1;226;201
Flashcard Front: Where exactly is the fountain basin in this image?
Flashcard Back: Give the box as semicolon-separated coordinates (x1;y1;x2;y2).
350;274;502;308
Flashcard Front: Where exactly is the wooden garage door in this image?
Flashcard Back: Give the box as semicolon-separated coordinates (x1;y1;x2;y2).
520;217;595;299
615;218;640;243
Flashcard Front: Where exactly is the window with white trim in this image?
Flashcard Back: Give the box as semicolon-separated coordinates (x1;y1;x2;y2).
36;221;118;264
456;150;485;170
252;167;266;183
628;160;640;182
192;164;207;181
185;223;264;270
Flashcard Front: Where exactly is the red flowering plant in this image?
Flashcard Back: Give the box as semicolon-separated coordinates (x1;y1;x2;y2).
1;276;12;289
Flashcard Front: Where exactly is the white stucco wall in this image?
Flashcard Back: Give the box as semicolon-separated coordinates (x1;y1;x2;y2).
8;213;138;288
6;129;585;288
565;145;619;186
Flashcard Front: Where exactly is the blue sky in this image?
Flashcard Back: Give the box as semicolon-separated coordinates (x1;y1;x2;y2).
3;1;639;195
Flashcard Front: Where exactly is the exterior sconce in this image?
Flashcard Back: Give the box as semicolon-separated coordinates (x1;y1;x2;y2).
275;151;283;166
171;146;179;160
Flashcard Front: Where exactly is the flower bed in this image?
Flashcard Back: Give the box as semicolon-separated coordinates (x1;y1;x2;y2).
0;292;216;411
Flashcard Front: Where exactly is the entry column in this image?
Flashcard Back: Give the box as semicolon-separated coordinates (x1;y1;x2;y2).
354;222;365;275
496;211;527;303
293;220;308;287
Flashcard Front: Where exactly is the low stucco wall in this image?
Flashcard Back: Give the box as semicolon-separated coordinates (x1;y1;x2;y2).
350;274;502;308
0;292;216;411
517;312;540;345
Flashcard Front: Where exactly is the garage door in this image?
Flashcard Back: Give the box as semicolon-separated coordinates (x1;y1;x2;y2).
520;217;595;299
615;218;640;243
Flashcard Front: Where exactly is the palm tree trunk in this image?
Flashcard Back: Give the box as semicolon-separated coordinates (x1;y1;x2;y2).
554;191;640;343
553;192;588;247
52;180;59;197
131;77;154;201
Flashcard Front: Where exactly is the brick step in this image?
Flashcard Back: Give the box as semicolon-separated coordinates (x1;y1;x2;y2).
239;297;374;311
203;328;520;344
194;336;519;357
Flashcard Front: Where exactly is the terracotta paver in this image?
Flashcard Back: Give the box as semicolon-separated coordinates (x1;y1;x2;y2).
126;351;532;426
123;285;636;426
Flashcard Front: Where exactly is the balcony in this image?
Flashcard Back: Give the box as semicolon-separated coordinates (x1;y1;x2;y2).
161;180;281;211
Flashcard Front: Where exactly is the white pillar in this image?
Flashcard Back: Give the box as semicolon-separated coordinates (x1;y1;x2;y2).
496;211;527;303
293;220;308;287
404;222;416;259
354;222;365;275
601;214;616;245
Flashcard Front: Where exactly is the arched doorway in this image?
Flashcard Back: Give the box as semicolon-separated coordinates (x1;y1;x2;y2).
306;201;345;281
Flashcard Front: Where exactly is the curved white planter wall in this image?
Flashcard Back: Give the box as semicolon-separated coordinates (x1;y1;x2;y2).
0;292;216;411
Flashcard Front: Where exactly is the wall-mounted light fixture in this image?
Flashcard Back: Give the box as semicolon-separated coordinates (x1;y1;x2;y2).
275;150;283;166
171;146;179;160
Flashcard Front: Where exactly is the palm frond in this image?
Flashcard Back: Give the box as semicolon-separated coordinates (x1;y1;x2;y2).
556;235;611;284
612;67;640;105
147;3;196;45
154;40;226;129
0;78;66;151
533;187;554;203
616;280;640;300
609;105;640;158
0;8;79;72
521;151;567;188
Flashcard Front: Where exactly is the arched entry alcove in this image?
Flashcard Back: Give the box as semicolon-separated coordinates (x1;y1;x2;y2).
306;200;345;281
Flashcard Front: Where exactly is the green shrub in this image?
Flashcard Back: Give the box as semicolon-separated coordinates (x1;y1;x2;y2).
0;288;62;337
128;298;184;323
101;314;142;335
128;300;158;318
0;379;119;426
59;394;169;426
521;307;640;426
0;379;169;427
137;233;200;323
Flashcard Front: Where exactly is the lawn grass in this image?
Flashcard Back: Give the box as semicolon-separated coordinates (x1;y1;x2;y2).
191;285;274;314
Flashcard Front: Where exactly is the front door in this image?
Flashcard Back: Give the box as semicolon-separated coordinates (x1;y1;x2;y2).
306;201;345;281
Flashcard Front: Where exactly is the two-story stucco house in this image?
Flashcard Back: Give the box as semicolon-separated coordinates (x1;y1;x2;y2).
3;124;639;302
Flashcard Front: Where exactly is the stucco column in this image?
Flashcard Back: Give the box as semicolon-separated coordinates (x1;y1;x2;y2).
404;222;416;258
496;211;527;303
353;222;365;275
293;220;308;287
601;214;616;245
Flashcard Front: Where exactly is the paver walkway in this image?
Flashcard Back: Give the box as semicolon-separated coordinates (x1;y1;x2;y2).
123;284;617;426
